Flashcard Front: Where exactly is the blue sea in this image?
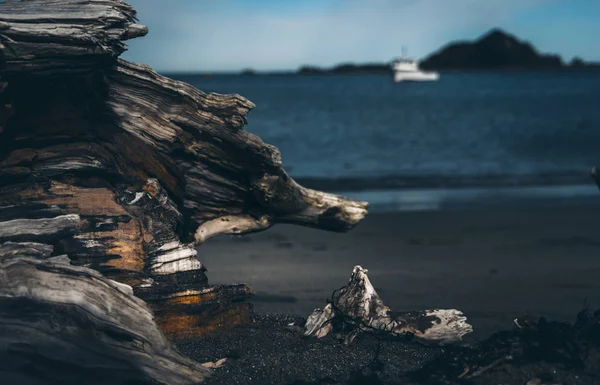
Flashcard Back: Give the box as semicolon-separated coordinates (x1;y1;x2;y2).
172;72;600;211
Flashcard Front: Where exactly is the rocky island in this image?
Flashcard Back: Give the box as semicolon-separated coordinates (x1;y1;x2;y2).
420;28;599;71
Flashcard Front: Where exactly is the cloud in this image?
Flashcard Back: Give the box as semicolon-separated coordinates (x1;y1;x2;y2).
123;0;567;72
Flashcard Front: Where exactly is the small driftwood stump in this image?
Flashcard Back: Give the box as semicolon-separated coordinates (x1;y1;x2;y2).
0;0;367;383
305;266;473;345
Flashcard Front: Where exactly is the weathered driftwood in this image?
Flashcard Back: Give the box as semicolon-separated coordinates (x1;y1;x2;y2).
0;253;209;385
0;0;368;344
305;266;472;345
0;0;147;75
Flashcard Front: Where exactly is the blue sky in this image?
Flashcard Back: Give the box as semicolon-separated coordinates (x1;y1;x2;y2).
123;0;600;73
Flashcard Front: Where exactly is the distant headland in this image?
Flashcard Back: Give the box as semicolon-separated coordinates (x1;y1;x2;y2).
295;63;390;75
419;28;599;71
234;28;600;76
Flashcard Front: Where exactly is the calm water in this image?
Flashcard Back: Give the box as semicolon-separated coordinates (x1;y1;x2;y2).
172;72;600;210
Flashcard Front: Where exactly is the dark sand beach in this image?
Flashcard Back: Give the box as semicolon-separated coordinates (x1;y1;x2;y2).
181;203;600;384
199;204;600;341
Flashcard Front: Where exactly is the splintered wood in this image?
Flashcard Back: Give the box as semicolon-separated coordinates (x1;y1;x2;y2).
305;266;473;345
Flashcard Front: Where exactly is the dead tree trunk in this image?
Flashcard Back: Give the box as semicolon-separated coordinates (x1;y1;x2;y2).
0;0;367;383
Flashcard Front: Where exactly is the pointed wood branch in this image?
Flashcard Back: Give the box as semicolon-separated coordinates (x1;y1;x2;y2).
107;59;368;239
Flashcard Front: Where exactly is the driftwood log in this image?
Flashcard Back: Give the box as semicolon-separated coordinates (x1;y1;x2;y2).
305;266;473;345
0;0;367;339
0;0;367;383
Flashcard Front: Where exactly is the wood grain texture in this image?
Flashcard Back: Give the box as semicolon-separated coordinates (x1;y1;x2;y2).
0;0;147;75
0;255;209;385
0;1;368;382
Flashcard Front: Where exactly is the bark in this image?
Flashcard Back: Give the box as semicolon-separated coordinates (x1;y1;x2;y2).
0;0;368;383
305;266;472;345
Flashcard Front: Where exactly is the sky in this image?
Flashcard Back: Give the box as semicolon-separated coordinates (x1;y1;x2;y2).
122;0;600;73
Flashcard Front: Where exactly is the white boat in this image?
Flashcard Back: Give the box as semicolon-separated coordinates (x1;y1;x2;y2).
392;57;439;82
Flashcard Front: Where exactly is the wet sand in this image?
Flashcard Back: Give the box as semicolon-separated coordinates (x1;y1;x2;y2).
199;205;600;340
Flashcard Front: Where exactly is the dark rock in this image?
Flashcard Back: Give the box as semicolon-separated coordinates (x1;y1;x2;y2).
421;28;565;71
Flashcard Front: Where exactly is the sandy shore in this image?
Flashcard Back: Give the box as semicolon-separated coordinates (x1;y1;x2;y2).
199;205;600;340
176;312;600;385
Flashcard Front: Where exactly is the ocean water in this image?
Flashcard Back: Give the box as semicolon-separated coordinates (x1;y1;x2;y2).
172;72;600;211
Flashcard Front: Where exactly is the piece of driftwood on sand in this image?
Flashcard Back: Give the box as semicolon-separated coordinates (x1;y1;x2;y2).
304;265;473;345
0;0;367;383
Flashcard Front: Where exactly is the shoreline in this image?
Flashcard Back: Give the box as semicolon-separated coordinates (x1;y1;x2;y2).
293;172;594;192
342;183;600;213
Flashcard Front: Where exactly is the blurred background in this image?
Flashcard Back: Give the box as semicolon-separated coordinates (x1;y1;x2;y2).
124;0;600;212
123;0;600;339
